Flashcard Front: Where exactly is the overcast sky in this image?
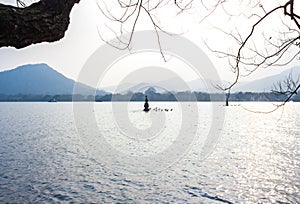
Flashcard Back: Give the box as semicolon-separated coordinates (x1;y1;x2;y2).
0;0;298;87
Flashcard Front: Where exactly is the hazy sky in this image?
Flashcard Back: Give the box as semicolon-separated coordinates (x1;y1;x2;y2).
0;0;298;87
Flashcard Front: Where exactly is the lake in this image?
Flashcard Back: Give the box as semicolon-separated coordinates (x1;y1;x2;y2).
0;102;299;203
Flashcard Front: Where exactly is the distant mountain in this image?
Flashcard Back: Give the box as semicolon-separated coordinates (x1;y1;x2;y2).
0;64;107;96
103;78;228;93
233;67;300;92
103;67;300;94
186;78;236;92
1;64;298;98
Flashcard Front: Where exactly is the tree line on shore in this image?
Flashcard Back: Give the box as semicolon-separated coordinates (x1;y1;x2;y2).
0;91;298;102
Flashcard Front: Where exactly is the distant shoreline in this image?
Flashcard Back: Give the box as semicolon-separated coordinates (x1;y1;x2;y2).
0;101;298;103
2;92;293;102
0;91;298;102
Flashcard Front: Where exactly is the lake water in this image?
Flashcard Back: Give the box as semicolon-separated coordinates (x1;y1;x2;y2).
0;102;299;203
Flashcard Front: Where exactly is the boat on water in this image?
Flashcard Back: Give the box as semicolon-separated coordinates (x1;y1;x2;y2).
48;98;57;102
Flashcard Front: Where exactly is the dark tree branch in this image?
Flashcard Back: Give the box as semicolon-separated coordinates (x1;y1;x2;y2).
227;4;286;91
202;0;300;107
97;0;173;61
0;0;80;48
16;0;26;8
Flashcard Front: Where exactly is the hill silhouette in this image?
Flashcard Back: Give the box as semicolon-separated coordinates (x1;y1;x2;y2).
0;63;106;96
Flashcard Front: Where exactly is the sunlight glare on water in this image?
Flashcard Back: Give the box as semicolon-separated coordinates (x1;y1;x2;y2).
0;102;299;203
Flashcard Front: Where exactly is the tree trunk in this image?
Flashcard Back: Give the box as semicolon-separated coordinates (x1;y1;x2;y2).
225;91;230;106
0;0;80;49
